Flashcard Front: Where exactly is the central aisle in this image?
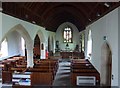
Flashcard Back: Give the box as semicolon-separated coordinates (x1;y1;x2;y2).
53;59;71;86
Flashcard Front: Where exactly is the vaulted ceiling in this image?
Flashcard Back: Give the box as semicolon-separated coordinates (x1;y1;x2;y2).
2;2;120;32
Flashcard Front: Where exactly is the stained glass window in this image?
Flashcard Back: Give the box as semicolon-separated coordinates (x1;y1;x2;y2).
63;27;72;43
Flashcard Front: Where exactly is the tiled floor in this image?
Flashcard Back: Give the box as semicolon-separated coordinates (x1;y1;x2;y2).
53;59;71;86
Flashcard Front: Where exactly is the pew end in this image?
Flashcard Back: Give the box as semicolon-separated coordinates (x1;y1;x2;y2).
30;72;53;86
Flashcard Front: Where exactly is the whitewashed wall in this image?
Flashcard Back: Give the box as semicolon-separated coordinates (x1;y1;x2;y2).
118;6;120;87
0;12;2;44
7;31;21;56
1;13;45;42
85;8;118;86
0;13;55;59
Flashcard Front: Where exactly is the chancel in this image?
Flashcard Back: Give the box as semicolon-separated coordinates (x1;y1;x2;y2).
0;1;120;88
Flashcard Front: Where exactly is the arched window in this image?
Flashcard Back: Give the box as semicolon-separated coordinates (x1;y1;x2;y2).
87;30;92;60
0;38;8;58
63;27;73;43
21;37;25;56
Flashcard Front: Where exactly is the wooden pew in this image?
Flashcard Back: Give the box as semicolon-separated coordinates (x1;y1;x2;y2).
1;56;28;84
10;67;27;72
31;72;53;86
16;64;27;68
2;57;58;86
72;68;98;73
71;59;89;64
70;59;100;86
2;71;12;84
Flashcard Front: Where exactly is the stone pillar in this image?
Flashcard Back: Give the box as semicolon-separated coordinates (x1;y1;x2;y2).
26;43;34;67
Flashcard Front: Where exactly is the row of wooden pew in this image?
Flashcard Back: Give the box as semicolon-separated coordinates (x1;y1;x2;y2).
1;56;26;71
1;56;59;86
70;59;100;86
1;56;26;84
1;56;100;87
27;59;58;85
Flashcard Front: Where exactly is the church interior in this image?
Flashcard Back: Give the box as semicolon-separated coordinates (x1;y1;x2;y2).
0;1;120;88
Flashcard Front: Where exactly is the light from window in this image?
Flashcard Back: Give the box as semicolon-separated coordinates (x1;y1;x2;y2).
21;37;25;56
63;27;72;43
87;30;92;60
0;38;8;58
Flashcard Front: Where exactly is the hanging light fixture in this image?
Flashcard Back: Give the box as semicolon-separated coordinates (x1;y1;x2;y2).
104;3;110;8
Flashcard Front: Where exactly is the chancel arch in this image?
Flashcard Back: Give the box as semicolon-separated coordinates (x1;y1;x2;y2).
56;22;79;51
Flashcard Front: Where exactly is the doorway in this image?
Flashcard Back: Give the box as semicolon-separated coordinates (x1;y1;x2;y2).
101;42;112;86
34;35;40;59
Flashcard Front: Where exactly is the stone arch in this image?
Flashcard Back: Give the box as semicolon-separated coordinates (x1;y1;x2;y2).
1;24;33;48
33;35;40;59
1;24;34;67
35;30;46;59
101;41;112;86
35;30;45;43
